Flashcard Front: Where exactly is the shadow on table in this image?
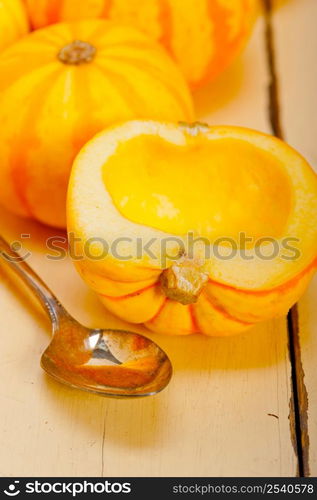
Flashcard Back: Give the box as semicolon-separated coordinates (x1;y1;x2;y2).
193;59;244;118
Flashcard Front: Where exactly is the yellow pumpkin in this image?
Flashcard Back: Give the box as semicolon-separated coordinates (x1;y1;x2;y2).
68;121;317;336
0;20;193;228
24;0;256;87
0;0;29;51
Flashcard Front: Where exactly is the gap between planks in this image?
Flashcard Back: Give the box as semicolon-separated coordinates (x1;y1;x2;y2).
262;0;310;477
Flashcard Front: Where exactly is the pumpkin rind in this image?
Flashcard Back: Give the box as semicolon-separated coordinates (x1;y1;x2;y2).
0;0;29;52
24;0;256;87
67;120;317;336
0;20;194;227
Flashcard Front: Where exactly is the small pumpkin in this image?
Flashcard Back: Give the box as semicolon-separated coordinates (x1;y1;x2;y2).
24;0;256;87
0;0;29;52
68;120;317;336
0;20;193;228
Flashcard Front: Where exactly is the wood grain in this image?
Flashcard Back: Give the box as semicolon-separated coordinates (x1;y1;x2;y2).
0;13;300;477
272;0;317;476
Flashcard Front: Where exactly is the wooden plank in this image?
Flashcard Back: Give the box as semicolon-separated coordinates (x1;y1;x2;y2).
272;0;317;476
0;16;297;477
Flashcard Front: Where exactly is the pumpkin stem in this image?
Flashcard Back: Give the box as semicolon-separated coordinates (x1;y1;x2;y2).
58;40;96;65
160;257;208;305
178;121;209;136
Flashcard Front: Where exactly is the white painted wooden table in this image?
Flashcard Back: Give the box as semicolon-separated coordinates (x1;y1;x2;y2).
0;0;315;477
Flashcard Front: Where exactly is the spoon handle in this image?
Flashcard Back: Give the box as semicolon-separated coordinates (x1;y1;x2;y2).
0;234;63;325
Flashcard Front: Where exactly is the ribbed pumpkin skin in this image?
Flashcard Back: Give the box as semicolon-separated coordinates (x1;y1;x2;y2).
0;20;194;228
0;0;29;51
98;264;317;336
25;0;255;87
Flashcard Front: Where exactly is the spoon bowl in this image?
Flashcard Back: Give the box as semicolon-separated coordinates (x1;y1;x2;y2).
41;321;172;397
0;235;172;397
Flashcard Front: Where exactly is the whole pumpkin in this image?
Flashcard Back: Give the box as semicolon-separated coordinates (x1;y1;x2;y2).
68;121;317;336
0;0;29;51
0;20;193;228
24;0;256;87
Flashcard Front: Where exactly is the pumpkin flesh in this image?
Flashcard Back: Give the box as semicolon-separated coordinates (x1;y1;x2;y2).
103;134;293;242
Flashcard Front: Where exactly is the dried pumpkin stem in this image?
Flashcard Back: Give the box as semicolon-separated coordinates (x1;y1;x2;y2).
58;40;96;65
178;121;209;136
160;258;208;305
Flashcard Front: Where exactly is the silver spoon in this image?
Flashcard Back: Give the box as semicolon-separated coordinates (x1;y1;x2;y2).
0;235;172;397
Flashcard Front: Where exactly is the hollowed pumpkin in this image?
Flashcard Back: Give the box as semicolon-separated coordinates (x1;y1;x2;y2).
0;20;193;228
0;0;29;51
24;0;256;88
67;121;317;336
